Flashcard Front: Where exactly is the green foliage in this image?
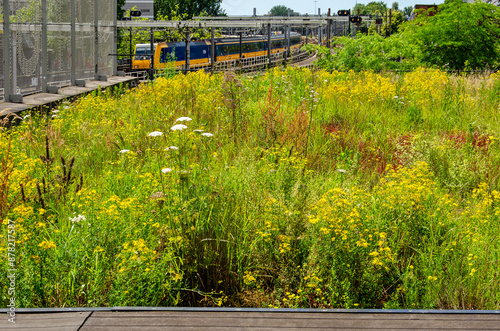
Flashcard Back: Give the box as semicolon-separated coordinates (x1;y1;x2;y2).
315;0;500;71
403;0;500;70
117;0;126;20
269;5;300;16
353;1;387;15
155;0;225;19
403;6;413;18
305;33;419;71
3;68;500;309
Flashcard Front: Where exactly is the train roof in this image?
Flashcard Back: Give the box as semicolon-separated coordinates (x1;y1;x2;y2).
215;32;301;44
156;32;302;48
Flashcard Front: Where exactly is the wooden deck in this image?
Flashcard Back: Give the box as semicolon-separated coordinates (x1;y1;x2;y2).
0;76;139;119
1;308;500;331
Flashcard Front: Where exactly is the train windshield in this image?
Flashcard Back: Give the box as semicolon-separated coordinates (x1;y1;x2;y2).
135;46;154;60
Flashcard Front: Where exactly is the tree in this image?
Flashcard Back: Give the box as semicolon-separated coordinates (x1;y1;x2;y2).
155;0;225;19
353;1;387;15
403;6;413;18
268;5;299;16
384;9;404;35
117;0;126;20
404;0;500;69
392;2;399;11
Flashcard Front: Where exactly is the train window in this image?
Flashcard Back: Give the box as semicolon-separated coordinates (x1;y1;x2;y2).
135;46;150;60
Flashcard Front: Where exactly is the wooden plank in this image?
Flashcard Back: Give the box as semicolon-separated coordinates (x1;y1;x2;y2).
90;311;500;321
84;314;500;329
81;328;497;331
0;103;28;117
3;310;500;330
81;327;419;331
0;312;90;330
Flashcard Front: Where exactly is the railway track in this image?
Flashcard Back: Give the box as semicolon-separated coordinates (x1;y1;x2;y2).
1;50;316;102
128;49;316;79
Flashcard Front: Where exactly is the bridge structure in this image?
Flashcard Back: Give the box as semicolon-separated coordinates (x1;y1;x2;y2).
1;0;371;103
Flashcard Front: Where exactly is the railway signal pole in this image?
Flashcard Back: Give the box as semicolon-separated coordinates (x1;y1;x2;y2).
267;23;272;68
185;30;191;73
211;28;216;72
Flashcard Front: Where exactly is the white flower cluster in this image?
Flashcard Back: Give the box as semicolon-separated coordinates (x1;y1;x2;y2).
148;131;163;137
69;214;87;223
176;117;192;122
171;124;187;131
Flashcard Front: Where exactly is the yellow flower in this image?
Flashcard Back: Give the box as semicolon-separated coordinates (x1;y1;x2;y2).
38;240;56;250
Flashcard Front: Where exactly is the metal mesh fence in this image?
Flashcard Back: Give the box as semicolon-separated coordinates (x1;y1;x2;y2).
47;0;71;88
75;0;95;81
98;0;114;77
8;0;43;97
2;0;116;102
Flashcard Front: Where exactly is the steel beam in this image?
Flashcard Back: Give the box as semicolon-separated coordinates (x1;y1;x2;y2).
42;0;48;93
113;0;118;76
267;23;271;68
71;0;76;85
94;0;99;80
210;28;215;72
3;0;10;102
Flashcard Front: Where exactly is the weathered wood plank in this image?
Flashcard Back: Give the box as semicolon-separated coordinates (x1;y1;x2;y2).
3;310;500;330
82;327;448;331
84;315;500;329
0;312;90;330
80;327;500;331
90;311;500;321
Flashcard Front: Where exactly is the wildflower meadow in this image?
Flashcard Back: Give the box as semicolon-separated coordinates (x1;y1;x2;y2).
2;67;500;309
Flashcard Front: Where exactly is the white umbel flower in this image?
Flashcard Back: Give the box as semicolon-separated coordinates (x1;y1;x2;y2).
201;132;214;137
148;131;163;137
175;117;192;122
165;146;179;151
161;168;173;173
119;149;131;154
171;124;188;131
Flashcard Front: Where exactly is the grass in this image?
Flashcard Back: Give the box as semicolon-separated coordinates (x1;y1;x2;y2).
1;67;500;309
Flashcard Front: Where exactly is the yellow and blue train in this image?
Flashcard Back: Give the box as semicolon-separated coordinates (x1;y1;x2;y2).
132;32;302;70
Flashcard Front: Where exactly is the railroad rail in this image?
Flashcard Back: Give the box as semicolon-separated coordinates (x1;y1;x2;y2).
120;49;316;79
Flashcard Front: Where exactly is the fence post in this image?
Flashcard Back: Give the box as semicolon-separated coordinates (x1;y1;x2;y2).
71;0;76;85
94;0;99;80
42;0;48;92
113;0;117;76
3;0;10;102
327;19;331;48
